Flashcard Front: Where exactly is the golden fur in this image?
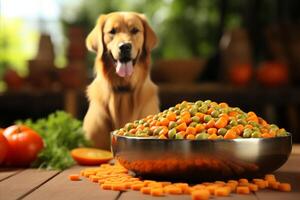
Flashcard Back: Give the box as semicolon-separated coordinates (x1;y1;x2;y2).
83;12;160;149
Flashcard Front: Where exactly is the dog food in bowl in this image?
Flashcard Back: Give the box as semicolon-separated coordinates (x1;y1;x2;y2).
114;100;288;140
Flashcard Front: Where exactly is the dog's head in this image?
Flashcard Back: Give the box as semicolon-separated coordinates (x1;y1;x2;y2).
86;12;157;78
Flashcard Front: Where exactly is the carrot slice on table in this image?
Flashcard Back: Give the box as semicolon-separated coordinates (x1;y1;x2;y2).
278;183;292;192
69;174;81;181
71;148;113;166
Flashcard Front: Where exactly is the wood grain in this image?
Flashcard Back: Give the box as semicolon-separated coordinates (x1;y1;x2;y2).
0;168;59;200
0;168;23;181
22;166;120;200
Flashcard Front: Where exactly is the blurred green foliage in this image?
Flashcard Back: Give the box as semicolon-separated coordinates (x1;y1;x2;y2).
62;0;225;59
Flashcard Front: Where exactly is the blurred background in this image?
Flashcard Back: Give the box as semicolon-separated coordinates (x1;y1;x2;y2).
0;0;299;142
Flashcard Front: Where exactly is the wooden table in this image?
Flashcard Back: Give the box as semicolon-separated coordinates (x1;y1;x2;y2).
1;150;299;200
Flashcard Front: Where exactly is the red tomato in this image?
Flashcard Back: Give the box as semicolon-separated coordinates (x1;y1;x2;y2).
3;125;44;166
0;129;9;165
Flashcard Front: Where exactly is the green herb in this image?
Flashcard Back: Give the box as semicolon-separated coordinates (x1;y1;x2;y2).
17;111;90;170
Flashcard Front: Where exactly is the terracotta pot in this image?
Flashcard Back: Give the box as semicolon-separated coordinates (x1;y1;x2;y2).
152;59;206;83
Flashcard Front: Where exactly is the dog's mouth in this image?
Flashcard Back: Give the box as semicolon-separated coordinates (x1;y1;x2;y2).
110;52;139;78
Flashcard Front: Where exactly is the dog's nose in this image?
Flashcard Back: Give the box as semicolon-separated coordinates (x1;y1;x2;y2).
119;43;132;52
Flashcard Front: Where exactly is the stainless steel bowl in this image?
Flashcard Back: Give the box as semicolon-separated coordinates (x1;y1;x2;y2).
111;132;292;181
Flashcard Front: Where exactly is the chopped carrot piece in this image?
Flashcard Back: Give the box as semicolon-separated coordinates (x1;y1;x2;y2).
101;183;112;190
205;119;215;129
278;183;291;192
160;181;172;186
269;181;280;190
151;187;164;196
186;134;195;140
164;186;182;194
158;134;167;139
89;175;100;182
206;185;219;195
254;179;267;189
214;181;226;186
236;186;250;194
226;182;237;192
208;133;218;140
140;187;151;194
265;174;276;182
248;183;258;192
238;178;249;186
214;187;230;196
224;129;237;139
148;182;163;188
173;183;189;191
207;128;217;135
69;174;81;181
176;123;187;132
166;112;177;121
131;183;145;190
195;124;205;132
186;127;197;135
111;183;126;191
191;189;210;200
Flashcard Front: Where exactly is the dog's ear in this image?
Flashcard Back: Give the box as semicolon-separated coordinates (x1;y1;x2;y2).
86;15;106;56
137;14;158;54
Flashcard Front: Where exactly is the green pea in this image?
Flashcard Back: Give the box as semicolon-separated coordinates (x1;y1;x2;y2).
251;131;261;138
195;100;203;107
217;128;227;136
175;133;184;139
189;122;198;127
191;116;200;123
168;121;177;129
270;124;279;130
237;119;247;125
198;105;208;113
204;100;212;104
189;106;198;116
154;127;163;135
168;128;177;139
175;110;181;115
216;135;224;140
229;119;238;126
153;116;159;120
237;114;246;119
243;128;252;138
225;125;232;129
195;132;209;140
204;115;212;123
221;107;230;114
124;123;134;131
124;132;134;137
249;121;259;127
168;107;176;112
211;110;220;118
276;129;288;137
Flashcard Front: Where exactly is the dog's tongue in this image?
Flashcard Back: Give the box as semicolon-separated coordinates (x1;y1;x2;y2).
116;61;133;77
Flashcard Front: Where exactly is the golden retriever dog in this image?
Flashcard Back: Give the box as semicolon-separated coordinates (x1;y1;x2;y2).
83;12;160;150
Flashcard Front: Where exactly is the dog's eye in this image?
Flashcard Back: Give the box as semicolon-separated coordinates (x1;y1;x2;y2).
131;28;139;34
109;28;117;35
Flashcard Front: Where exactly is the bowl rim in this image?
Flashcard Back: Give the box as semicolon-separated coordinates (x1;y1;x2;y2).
111;131;292;142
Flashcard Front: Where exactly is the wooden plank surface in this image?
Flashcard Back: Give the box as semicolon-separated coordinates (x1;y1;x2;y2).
119;191;258;200
0;168;23;181
254;154;300;200
0;168;59;200
22;166;120;200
